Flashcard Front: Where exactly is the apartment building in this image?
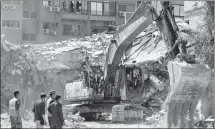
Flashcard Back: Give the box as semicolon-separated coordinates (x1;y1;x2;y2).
1;1;137;44
1;1;184;44
1;1;24;43
117;1;137;25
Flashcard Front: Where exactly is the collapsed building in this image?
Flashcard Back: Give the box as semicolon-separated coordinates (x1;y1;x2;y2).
1;33;111;115
1;18;214;126
120;19;198;105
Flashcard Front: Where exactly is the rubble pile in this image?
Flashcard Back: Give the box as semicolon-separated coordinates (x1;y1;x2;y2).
122;19;214;127
123;20;197;108
1;17;213;128
1;33;113;128
1;33;112;115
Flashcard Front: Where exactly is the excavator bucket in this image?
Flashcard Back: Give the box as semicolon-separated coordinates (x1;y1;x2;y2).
167;61;211;100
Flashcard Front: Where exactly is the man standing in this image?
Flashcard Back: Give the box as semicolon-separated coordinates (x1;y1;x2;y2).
48;95;65;129
46;90;56;127
81;56;92;86
32;93;47;128
9;91;22;129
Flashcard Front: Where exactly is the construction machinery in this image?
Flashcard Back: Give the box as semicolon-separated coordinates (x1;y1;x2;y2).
63;1;211;124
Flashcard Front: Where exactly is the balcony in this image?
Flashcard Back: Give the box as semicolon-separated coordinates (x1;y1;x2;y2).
60;8;116;21
61;9;88;20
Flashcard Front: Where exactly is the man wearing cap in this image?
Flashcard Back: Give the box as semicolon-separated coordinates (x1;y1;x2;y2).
32;93;47;128
9;91;22;128
46;90;56;127
48;95;65;129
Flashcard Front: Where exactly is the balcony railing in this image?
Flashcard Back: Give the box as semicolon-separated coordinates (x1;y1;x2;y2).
61;8;115;16
91;10;115;16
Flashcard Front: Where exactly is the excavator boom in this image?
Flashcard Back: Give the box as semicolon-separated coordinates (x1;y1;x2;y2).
104;1;155;86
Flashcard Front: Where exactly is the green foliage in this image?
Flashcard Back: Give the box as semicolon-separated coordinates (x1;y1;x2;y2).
194;1;214;69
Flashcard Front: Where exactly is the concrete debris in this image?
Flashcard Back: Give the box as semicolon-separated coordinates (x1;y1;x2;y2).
66;112;85;122
1;33;113;72
145;110;165;125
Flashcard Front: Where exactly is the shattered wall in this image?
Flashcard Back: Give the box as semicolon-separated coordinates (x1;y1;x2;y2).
1;33;111;116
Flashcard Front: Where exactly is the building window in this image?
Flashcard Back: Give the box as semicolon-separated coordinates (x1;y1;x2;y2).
42;22;58;36
174;5;180;16
2;20;20;29
76;1;82;13
82;1;88;11
61;1;82;13
2;1;22;5
43;1;51;6
53;1;60;6
78;25;81;34
42;22;58;31
118;5;126;12
91;2;97;15
22;33;29;41
23;11;29;18
104;2;109;15
96;3;102;15
22;33;37;41
63;25;73;35
109;2;116;16
91;2;103;15
23;11;37;19
42;1;59;7
30;34;37;41
173;5;184;17
30;12;38;19
180;6;184;16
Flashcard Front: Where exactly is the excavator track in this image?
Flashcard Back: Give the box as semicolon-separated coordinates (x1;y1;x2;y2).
112;104;146;123
64;103;115;121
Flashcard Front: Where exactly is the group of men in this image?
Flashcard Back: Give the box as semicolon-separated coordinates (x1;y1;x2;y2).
81;56;104;94
9;90;65;129
62;1;82;13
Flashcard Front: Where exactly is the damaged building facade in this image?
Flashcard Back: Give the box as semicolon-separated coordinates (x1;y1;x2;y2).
1;0;137;44
1;1;185;44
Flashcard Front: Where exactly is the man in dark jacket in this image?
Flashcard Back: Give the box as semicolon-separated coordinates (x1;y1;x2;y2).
32;93;47;129
46;90;56;128
48;95;65;129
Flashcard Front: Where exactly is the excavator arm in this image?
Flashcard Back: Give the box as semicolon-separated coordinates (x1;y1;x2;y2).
104;1;157;86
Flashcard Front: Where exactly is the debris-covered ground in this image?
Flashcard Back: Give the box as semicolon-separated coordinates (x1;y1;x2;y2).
1;113;88;128
1;111;168;128
1;1;214;127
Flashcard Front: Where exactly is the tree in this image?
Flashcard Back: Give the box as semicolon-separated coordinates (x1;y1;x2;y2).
194;1;214;69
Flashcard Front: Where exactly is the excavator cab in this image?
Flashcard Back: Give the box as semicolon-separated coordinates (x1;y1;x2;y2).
111;64;147;123
105;64;144;102
64;65;104;103
125;66;142;94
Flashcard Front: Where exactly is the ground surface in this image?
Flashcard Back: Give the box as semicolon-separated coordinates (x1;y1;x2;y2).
82;119;167;128
1;113;167;128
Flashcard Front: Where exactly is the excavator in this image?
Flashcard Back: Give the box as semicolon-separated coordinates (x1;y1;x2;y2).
64;1;211;124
